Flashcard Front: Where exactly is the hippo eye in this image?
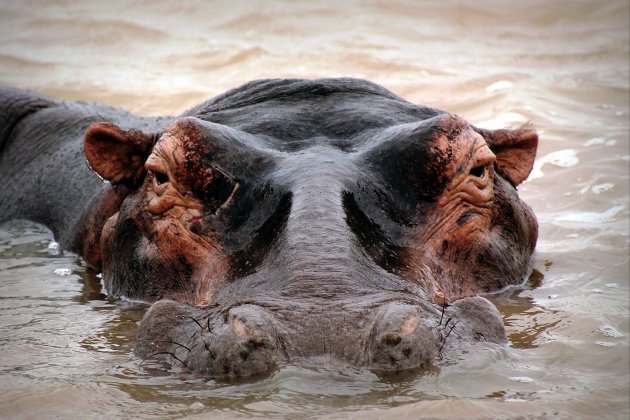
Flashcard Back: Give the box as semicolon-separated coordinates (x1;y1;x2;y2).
469;165;486;178
153;171;169;186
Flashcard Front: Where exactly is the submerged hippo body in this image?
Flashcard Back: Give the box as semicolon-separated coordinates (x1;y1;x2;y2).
0;79;538;377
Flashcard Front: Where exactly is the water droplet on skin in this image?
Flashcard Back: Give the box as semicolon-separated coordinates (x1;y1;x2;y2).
606;283;618;288
595;341;617;348
605;139;617;146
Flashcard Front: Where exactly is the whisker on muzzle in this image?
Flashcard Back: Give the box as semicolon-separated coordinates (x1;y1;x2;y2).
141;351;189;368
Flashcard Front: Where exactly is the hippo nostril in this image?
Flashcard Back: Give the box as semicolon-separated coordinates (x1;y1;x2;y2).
379;312;419;347
402;347;412;358
399;315;419;335
365;302;440;371
227;304;280;347
228;311;270;345
382;332;402;346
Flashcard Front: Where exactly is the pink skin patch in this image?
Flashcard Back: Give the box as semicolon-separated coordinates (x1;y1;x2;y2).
189;215;203;223
399;314;419;336
230;317;251;338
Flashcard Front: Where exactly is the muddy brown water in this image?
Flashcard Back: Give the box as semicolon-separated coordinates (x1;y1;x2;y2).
0;1;628;418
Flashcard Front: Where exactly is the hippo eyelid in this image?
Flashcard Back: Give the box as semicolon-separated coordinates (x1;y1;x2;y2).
468;144;496;179
145;153;169;177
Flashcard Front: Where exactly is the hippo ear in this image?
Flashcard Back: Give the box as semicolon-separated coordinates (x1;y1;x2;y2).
475;127;538;187
84;122;158;189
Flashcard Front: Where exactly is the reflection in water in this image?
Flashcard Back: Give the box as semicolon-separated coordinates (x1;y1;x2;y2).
74;268;107;303
491;269;563;350
70;255;147;355
79;304;145;354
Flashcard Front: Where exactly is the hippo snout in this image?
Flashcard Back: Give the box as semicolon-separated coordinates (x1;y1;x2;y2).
135;301;281;377
134;295;507;378
364;303;440;371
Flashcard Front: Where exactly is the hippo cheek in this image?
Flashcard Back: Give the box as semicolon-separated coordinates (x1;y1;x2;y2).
191;305;284;377
100;211;119;254
99;211;119;284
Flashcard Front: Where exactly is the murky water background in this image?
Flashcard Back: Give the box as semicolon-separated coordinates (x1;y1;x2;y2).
0;0;628;418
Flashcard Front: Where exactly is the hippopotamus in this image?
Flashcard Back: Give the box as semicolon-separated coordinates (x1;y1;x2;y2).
0;78;538;377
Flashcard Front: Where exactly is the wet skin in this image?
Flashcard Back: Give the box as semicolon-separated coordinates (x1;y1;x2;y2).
0;79;538;377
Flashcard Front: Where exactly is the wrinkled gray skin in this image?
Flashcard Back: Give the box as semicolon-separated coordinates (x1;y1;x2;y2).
0;79;537;378
0;87;173;250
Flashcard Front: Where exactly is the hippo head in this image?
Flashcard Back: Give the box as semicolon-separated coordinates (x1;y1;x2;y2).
83;79;538;377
